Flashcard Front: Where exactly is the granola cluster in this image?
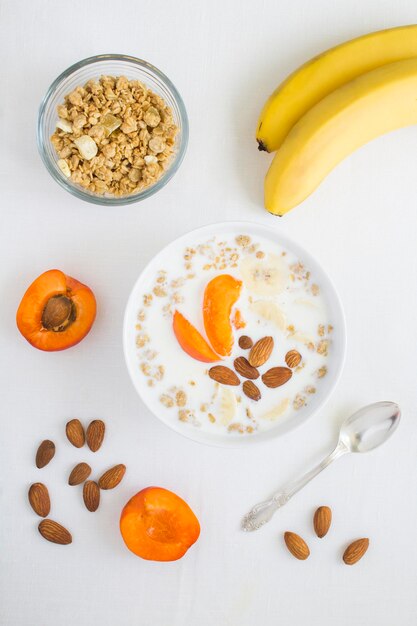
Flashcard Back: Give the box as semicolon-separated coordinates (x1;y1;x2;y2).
289;261;320;296
50;75;178;197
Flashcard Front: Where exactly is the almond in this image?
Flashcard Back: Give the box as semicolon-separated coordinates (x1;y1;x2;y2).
262;367;292;388
285;349;302;369
238;335;253;349
343;538;369;565
98;464;126;490
38;519;72;545
35;440;55;469
313;506;332;538
86;419;105;452
208;366;240;386
68;462;91;486
83;480;100;512
28;483;50;517
66;419;85;448
234;357;259;380
284;532;310;560
248;336;274;367
242;380;261;401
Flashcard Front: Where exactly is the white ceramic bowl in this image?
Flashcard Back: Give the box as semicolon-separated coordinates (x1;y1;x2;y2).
123;221;347;447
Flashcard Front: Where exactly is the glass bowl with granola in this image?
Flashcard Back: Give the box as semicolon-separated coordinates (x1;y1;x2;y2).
37;55;188;205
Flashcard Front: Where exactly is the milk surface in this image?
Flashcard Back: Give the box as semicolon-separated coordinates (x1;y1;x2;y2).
133;231;333;438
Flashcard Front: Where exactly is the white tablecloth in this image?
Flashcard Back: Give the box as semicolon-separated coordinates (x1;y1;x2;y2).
1;1;417;624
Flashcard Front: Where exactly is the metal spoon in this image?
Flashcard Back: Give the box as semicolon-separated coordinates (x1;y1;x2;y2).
242;401;401;532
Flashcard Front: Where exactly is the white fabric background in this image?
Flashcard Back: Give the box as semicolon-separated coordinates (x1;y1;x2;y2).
1;1;417;624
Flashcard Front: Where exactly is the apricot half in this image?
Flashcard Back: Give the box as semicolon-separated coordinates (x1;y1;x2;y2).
120;487;200;562
173;310;219;363
203;274;242;356
16;269;96;351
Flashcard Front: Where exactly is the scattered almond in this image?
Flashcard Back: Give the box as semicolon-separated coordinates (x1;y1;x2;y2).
234;357;259;380
343;538;369;565
35;440;55;469
98;464;126;490
86;419;105;452
68;462;92;486
313;506;332;538
242;380;261;401
238;335;253;349
29;419;124;547
38;519;72;545
83;480;100;512
284;532;310;560
65;419;85;448
28;483;50;517
262;366;292;388
285;349;302;369
248;336;274;367
208;366;240;386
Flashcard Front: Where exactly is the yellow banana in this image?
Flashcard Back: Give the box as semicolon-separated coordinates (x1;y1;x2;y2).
257;24;417;152
264;58;417;216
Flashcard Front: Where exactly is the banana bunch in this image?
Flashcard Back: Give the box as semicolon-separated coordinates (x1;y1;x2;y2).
257;25;417;215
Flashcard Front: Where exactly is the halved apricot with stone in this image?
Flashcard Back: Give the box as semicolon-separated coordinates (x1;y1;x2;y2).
203;274;242;356
173;310;219;363
16;269;96;351
120;487;200;562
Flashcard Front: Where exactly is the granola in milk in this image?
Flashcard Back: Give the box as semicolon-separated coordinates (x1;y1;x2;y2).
134;234;333;436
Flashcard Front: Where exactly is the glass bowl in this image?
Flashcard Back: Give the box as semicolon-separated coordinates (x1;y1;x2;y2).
37;54;189;206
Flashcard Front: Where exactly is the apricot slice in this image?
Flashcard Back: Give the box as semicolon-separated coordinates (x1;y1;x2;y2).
120;487;200;562
232;309;246;330
203;274;242;356
173;310;219;363
16;269;96;351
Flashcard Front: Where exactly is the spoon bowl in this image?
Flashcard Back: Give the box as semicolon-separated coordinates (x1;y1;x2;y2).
339;401;401;454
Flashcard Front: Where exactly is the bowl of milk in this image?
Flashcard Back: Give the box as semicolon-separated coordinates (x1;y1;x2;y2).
123;221;346;446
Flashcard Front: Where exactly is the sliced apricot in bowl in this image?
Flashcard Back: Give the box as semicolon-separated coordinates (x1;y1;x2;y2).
16;269;96;351
173;310;219;363
232;308;246;330
203;274;242;356
120;487;200;561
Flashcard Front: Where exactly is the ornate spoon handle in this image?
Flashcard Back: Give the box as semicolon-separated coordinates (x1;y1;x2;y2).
242;443;347;532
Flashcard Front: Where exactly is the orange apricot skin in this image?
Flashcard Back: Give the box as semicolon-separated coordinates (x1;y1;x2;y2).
203;274;242;356
173;310;219;363
16;269;96;351
120;487;201;562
